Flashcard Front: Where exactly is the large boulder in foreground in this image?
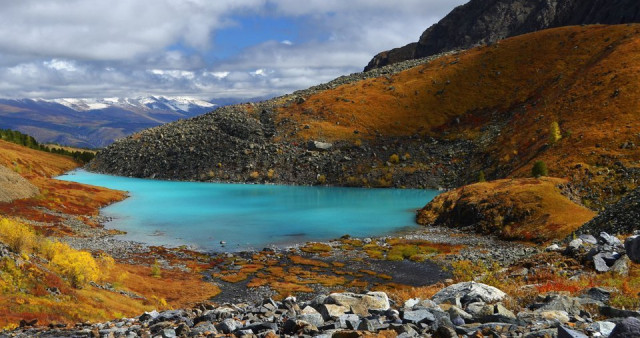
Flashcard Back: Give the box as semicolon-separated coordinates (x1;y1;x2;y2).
0;165;39;202
417;178;595;242
432;282;506;306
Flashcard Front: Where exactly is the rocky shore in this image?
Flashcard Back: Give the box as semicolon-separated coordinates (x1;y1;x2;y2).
5;283;640;338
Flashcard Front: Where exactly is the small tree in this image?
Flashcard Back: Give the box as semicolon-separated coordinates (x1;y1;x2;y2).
478;170;486;182
550;121;562;144
532;161;548;178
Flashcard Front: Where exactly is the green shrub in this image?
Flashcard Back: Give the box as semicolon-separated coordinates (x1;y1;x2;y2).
532;161;548;178
478;170;486;182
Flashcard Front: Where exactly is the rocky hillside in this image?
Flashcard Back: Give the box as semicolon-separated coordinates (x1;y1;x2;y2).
91;24;640;210
576;186;640;236
365;0;640;71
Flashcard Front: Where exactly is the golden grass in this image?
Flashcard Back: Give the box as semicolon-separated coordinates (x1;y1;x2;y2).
418;177;596;242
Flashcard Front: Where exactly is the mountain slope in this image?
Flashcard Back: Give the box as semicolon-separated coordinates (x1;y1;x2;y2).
365;0;640;71
0;97;216;148
91;24;640;210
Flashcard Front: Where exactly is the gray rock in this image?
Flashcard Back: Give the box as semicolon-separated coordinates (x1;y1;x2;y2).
568;239;583;250
217;318;240;334
593;253;611;272
610;317;640;338
494;303;516;319
579;234;597;245
625;235;640;263
297;313;324;328
319;304;349;320
611;255;630;276
403;309;435;324
582;287;612;304
161;328;176;338
558;326;587;338
466;302;494;321
431;282;507;306
451;316;465;326
600;232;623;247
338;314;361;329
537;295;584;316
589;321;616;337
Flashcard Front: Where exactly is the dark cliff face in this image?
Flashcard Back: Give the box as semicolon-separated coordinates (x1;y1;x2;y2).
364;0;640;71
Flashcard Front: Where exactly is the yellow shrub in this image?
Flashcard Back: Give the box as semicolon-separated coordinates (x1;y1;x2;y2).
389;154;400;164
40;240;100;288
0;218;36;254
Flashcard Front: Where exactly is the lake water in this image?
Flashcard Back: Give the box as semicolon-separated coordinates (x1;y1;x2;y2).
57;170;439;251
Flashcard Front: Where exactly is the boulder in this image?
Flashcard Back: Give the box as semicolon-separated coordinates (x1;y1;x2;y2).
536;295;583;316
327;292;390;311
578;234;597;245
319;304;349;320
589;321;616;337
431;282;507;306
611;255;630;276
593;253;611;272
599;232;623;247
558;326;588;338
625;235;640;263
402;309;436;324
609;317;640;338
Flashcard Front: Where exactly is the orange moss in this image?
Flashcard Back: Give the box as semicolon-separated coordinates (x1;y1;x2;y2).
418;177;596;242
290;255;330;268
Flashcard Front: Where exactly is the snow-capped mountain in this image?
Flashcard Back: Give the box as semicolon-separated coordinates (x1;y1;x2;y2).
0;96;218;148
51;96;216;114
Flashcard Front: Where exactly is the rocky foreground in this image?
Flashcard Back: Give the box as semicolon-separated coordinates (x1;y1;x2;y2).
3;232;639;338
5;282;640;338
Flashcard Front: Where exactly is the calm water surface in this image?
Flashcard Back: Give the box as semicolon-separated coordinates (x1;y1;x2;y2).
57;170;439;251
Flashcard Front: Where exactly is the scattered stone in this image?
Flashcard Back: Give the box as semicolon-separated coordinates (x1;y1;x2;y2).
558;326;588;338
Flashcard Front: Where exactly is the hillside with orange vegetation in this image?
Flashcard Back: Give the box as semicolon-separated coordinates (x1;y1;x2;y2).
0;139;124;233
416;178;596;243
278;24;640;207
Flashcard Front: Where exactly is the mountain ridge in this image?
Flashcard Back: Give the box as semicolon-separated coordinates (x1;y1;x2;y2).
365;0;640;71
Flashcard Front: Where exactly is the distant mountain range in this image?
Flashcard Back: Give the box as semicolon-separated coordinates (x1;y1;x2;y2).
0;96;229;148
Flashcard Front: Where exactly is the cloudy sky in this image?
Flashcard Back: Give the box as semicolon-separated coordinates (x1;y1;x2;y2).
0;0;466;101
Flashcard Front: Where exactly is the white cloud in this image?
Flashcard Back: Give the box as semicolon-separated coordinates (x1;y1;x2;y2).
0;0;468;100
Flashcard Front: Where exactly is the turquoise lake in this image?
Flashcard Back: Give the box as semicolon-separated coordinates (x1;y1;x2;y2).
57;170;439;251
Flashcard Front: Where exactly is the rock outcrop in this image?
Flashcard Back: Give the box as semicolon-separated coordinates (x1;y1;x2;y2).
0;165;39;202
365;0;640;71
